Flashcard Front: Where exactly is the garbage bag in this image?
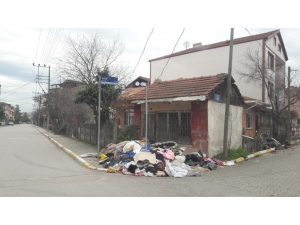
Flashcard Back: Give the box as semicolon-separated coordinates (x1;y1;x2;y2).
165;160;188;178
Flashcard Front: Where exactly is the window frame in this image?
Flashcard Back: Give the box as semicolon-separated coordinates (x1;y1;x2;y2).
268;52;275;71
124;108;134;126
278;44;281;53
246;109;253;129
273;37;276;46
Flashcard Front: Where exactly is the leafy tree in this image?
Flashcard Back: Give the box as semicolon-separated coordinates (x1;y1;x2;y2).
21;112;30;123
0;104;5;121
14;105;21;124
75;67;123;124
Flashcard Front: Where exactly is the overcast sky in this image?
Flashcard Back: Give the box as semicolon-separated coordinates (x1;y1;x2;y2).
1;2;300;114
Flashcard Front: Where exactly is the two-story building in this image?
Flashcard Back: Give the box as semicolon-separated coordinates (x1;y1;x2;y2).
0;102;15;123
148;29;288;138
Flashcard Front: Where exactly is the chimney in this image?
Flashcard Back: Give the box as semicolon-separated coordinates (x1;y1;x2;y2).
193;42;202;48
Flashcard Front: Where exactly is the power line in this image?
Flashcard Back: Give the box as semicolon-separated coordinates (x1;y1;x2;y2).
0;80;35;99
0;79;35;95
34;28;42;63
156;28;185;81
131;28;154;77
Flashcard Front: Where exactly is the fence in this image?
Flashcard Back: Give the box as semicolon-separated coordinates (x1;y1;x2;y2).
52;122;115;148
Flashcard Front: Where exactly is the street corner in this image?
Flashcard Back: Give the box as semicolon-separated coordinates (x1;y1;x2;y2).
35;125;98;170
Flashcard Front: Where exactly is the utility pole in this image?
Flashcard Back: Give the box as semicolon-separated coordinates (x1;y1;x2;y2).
47;66;50;130
287;66;291;142
33;63;50;130
97;75;101;158
223;28;234;158
38;94;41;127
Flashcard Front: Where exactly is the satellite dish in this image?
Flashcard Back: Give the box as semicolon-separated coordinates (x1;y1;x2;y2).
183;41;190;49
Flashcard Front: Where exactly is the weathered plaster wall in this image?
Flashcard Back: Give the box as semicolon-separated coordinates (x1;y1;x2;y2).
134;104;142;139
208;100;243;157
191;101;208;155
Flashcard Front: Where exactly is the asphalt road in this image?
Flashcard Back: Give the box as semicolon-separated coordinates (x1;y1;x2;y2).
0;124;299;197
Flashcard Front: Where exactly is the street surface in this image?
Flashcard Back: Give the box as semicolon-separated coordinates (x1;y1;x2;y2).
0;124;299;197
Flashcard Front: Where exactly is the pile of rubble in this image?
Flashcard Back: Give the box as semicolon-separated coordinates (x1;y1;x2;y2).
91;140;224;178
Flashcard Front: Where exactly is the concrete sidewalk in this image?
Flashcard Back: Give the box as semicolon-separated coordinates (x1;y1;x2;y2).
35;126;102;170
35;125;290;172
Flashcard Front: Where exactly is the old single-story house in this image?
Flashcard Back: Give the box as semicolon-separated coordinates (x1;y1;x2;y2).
128;73;244;157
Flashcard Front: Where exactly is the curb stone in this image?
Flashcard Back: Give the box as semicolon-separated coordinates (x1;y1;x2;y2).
35;126;98;170
222;147;275;165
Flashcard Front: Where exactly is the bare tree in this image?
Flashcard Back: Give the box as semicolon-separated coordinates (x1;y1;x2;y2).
236;48;300;140
47;86;94;132
55;31;131;87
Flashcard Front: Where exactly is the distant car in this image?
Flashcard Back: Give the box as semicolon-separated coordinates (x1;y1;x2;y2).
8;121;14;125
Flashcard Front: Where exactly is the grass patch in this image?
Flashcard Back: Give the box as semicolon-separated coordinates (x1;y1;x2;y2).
214;148;250;161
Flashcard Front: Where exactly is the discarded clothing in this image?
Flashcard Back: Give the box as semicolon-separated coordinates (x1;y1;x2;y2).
213;158;224;166
156;162;166;171
157;149;175;160
123;141;142;154
191;166;210;172
186;169;202;177
80;153;97;158
134;152;156;164
175;155;185;163
145;165;158;174
202;161;218;170
156;171;167;177
128;164;138;174
170;159;191;171
165;160;188;178
106;168;117;173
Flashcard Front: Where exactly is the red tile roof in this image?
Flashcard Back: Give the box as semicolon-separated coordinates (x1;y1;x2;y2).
130;74;232;101
149;29;288;62
119;87;145;100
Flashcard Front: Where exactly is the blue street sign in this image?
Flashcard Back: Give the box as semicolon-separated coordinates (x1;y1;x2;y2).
100;76;118;85
214;94;221;102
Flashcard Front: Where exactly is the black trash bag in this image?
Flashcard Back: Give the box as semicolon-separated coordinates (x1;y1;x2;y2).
128;165;138;173
202;161;217;170
145;165;159;174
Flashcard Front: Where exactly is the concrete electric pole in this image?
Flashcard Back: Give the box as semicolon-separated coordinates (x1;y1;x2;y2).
33;63;50;130
223;28;234;158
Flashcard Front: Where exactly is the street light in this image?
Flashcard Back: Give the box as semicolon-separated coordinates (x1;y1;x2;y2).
135;81;148;150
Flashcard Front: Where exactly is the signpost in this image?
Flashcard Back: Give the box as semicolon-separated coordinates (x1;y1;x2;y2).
97;76;118;158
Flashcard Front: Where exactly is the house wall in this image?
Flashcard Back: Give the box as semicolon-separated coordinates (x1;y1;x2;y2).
150;41;263;101
140;101;191;112
134;104;142;139
207;100;243;157
191;101;208;155
151;37;287;106
265;34;286;62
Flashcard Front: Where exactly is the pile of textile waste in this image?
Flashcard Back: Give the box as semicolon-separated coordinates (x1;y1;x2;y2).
96;140;221;178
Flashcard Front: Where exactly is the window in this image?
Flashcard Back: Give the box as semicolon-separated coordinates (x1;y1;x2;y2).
124;108;134;126
268;52;274;71
268;81;274;99
265;114;271;125
273;37;276;46
246;109;253;129
278;44;281;53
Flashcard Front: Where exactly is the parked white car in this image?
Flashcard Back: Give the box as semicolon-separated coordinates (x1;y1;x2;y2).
8;121;14;125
